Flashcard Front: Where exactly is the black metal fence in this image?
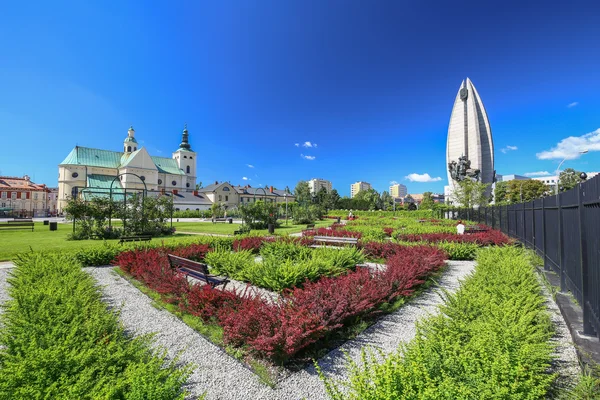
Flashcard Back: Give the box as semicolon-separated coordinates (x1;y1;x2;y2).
443;174;600;340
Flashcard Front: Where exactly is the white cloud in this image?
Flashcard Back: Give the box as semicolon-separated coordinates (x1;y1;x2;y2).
294;143;299;147
524;171;551;177
242;177;250;181
246;164;254;168
536;128;600;160
500;145;518;154
567;102;579;108
302;141;317;148
405;173;442;182
389;180;398;185
300;154;316;160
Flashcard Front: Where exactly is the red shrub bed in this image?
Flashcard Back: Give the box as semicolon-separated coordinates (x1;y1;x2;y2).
115;242;446;363
359;241;406;259
171;243;211;261
233;236;275;253
302;227;362;238
398;228;511;246
383;227;394;237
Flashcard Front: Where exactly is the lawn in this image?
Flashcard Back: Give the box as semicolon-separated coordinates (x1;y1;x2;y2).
172;219;334;235
0;223;191;261
0;219;335;261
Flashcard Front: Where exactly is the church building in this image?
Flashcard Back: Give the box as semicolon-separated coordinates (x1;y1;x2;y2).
57;125;205;212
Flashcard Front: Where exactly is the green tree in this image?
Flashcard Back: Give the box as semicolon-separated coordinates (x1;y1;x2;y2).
294;181;312;205
452;179;490;208
326;189;341;210
210;202;223;219
420;192;435;210
494;181;509;204
195;182;203;190
354;189;381;210
558;168;584;192
380;191;393;211
338;196;352;210
506;179;548;202
316;187;329;207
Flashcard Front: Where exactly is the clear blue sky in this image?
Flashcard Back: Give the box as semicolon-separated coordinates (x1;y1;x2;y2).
1;0;599;196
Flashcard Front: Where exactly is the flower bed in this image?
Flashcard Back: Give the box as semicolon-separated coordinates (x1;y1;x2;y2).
114;244;446;363
398;229;512;246
302;227;362;238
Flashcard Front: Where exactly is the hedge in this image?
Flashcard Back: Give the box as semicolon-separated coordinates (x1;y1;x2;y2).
319;246;556;399
0;253;191;399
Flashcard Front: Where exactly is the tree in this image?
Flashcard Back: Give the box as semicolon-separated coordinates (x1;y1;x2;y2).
195;182;203;190
294;181;312;205
380;191;393;211
210;202;223;219
452;179;490;208
316;187;329;207
559;168;584;192
354;189;381;210
338;196;352;210
326;189;341;210
506;179;548;202
420;192;435;210
494;181;508;204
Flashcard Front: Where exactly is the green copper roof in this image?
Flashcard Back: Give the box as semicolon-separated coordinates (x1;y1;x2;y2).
124;137;138;143
60;146;122;168
151;156;185;175
87;174;121;189
120;149;141;167
82;174;125;201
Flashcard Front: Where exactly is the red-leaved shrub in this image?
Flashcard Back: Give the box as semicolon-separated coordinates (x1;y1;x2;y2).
383;227;394;237
398;228;511;246
233;236;275;253
302;227;361;238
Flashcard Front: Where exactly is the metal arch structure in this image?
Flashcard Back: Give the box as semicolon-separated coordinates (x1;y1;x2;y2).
108;173;148;231
253;187;268;202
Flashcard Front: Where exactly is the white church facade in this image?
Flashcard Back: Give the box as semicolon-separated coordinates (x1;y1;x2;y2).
57;126;207;212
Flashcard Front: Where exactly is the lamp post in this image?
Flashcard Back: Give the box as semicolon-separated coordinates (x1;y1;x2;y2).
556;150;588;194
284;193;288;225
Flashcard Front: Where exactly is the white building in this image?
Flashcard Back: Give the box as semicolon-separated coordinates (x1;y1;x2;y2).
389;183;407;198
57;125;200;212
308;178;332;195
350;181;371;198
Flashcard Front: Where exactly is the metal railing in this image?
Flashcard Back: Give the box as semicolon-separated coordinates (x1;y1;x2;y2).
442;174;600;340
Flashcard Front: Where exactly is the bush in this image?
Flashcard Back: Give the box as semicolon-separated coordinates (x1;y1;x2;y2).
398;229;512;246
204;248;255;277
320;246;556;399
0;253;190;399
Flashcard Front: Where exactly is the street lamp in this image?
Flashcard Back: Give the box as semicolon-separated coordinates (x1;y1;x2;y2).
555;149;588;194
284;193;288;225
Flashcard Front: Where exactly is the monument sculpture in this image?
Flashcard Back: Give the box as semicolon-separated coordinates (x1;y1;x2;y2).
445;78;495;200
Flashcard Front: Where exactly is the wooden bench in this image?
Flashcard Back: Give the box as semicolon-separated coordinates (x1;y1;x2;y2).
167;254;229;289
233;229;246;235
0;222;34;231
465;225;488;234
213;218;231;224
305;223;315;230
313;235;358;246
8;219;33;223
118;235;152;244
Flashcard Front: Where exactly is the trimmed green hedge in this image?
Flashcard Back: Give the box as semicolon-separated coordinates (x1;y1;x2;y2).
319;246;556;399
0;253;191;399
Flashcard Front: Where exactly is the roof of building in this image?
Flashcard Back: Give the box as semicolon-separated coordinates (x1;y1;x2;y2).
169;191;213;205
59;146;186;176
0;176;48;191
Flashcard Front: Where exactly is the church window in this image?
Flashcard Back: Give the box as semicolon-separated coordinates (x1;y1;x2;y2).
72;172;79;178
127;146;131;152
186;183;190;188
172;180;177;186
158;179;162;185
134;147;137;151
184;155;187;159
190;156;193;159
186;166;190;174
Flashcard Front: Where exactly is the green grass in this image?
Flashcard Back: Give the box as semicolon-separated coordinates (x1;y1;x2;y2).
172;219;334;235
0;222;193;261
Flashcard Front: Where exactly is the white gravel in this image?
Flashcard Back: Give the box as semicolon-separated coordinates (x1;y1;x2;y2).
87;260;475;399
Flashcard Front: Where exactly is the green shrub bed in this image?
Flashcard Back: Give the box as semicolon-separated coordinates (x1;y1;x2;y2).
0;253;190;399
320;246;556;399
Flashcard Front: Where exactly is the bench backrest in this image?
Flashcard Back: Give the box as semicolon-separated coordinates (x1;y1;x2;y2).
0;223;34;227
168;254;209;275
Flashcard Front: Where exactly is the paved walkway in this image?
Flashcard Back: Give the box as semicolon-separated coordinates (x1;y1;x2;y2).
0;262;15;270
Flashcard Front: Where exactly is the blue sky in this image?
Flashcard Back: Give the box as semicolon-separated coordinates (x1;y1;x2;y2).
1;0;599;196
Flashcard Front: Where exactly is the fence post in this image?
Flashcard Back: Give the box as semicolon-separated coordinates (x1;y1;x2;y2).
542;196;548;271
558;191;566;292
531;201;536;251
578;183;594;335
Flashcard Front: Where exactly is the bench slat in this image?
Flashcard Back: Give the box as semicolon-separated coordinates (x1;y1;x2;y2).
168;254;229;289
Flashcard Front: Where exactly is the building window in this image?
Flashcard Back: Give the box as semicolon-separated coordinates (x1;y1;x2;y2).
127;146;132;152
186;166;190;174
184;155;187;159
158;179;162;185
218;195;222;201
11;192;16;200
222;187;230;191
190;156;193;159
1;192;6;199
1;203;5;208
72;172;79;178
134;147;137;151
186;183;190;188
172;180;177;186
34;193;38;200
225;195;228;201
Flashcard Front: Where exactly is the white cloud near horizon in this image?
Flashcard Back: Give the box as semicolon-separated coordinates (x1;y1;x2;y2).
246;164;254;168
302;141;317;148
500;145;518;154
389;180;398;185
567;102;579;108
524;171;551;177
300;154;316;160
242;176;250;181
536;128;600;160
294;143;299;147
405;173;442;182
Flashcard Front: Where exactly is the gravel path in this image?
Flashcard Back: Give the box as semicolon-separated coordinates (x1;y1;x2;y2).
88;260;475;400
